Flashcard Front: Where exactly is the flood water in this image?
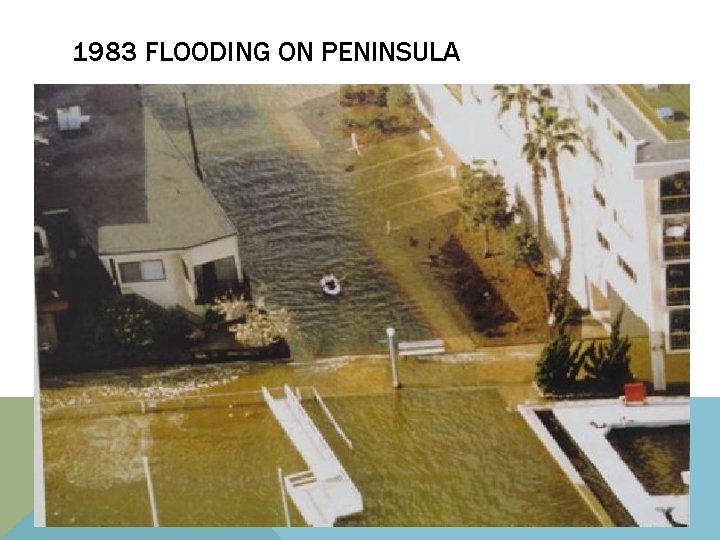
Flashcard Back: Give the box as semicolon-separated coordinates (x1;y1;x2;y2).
142;85;431;359
41;86;599;527
607;425;690;496
42;358;598;527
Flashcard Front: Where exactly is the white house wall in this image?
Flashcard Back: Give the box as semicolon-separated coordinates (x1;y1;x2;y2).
100;235;243;316
102;250;196;313
184;235;243;279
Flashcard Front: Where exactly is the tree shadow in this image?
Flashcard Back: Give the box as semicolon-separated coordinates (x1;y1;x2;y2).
435;236;516;334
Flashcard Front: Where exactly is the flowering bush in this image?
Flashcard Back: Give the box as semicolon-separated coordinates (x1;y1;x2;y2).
212;296;290;347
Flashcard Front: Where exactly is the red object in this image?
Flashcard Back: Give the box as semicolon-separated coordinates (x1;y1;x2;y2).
624;382;647;404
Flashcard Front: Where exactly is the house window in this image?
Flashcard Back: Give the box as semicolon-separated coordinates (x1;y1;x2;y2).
597;230;610;251
617;255;637;283
593;186;606;207
119;260;166;283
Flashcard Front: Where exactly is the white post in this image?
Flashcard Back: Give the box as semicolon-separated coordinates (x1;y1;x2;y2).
142;456;159;527
277;467;291;526
649;331;667;391
386;327;401;389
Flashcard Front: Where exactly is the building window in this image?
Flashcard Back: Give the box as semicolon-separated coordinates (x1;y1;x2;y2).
666;263;690;306
597;230;610;251
614;128;627;147
119;260;166;283
669;308;690;350
593;186;606;207
586;95;599;115
660;171;690;215
617;255;637;283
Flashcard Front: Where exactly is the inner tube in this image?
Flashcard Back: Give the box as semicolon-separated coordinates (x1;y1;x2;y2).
320;275;341;296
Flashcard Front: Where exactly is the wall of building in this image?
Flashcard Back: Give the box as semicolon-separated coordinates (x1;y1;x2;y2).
414;84;667;334
100;235;242;316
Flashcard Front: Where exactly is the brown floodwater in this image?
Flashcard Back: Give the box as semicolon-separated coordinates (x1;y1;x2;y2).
42;86;598;526
607;425;690;496
42;356;598;526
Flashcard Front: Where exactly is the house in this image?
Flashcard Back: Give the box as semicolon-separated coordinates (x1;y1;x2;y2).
35;85;244;317
413;84;690;390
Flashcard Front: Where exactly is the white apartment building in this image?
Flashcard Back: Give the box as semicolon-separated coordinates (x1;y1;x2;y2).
413;84;689;390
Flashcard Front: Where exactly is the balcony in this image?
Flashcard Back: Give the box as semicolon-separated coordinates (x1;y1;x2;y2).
666;263;689;307
668;308;690;351
669;332;690;350
662;217;690;261
660;172;690;215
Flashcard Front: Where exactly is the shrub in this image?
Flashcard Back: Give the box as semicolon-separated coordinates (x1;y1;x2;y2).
583;310;634;392
535;318;584;392
535;310;634;395
505;222;543;269
212;296;290;347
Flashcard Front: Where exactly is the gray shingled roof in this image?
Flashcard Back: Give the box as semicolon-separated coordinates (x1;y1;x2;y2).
35;85;237;255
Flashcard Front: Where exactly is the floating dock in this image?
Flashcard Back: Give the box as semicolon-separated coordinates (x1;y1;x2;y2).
262;385;363;526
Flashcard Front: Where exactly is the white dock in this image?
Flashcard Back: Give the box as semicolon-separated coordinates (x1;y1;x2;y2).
262;385;363;527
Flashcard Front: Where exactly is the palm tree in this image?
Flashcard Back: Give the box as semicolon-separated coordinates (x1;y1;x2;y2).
530;105;582;322
493;84;553;130
521;130;552;310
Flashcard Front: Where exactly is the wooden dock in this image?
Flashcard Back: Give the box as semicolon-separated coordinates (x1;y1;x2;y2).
262;385;363;526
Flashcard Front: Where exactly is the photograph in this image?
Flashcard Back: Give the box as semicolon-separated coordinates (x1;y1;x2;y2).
33;83;690;527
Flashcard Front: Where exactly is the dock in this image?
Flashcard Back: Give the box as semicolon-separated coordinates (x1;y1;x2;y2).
262;385;363;526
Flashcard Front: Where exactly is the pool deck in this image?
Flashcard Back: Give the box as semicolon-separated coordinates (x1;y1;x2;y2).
520;397;689;527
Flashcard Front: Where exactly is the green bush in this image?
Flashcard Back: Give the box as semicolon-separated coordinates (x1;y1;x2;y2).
535;310;634;395
583;310;634;393
505;222;543;269
535;318;584;392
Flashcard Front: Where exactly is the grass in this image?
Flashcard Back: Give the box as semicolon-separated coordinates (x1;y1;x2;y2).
340;84;430;144
620;84;690;140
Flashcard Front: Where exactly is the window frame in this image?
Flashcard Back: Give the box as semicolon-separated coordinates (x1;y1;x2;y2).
118;259;167;284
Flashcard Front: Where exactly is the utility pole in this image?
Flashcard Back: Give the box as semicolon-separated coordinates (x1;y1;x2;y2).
182;91;204;181
386;327;401;389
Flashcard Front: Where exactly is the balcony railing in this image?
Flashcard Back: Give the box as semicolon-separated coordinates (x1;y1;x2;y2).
669;331;690;351
663;241;690;261
660;194;690;215
666;287;690;306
